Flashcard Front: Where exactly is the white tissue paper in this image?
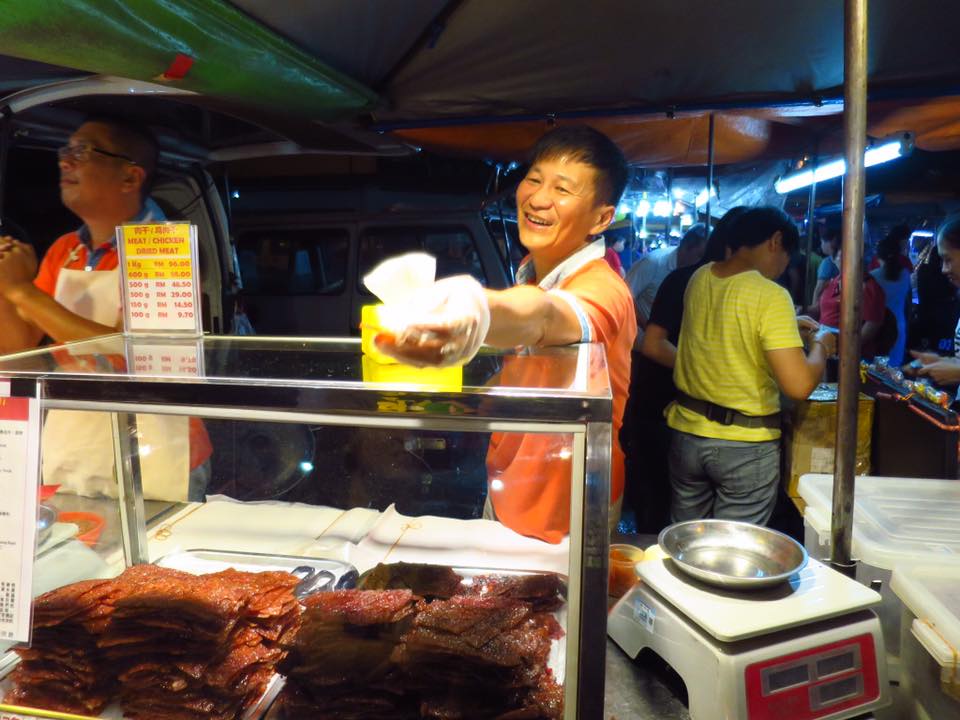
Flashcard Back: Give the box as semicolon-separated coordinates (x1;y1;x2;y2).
362;252;490;366
363;252;437;332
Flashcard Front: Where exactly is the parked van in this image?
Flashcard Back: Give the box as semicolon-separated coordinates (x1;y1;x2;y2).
1;74;518;339
0;70;520;518
231;203;514;336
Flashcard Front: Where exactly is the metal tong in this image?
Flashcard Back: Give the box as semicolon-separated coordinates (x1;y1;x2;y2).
291;566;336;599
290;564;359;599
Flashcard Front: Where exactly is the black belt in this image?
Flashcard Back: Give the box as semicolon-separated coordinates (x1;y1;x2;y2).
675;391;781;429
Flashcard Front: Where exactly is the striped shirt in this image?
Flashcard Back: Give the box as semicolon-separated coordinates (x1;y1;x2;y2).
667;263;802;441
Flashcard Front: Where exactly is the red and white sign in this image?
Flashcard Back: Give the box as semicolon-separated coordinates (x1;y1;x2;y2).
0;384;41;644
118;222;202;336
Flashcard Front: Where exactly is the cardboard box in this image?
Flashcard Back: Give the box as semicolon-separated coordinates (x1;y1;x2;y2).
783;384;873;511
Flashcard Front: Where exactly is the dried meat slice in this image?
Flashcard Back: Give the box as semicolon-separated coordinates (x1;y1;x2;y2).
11;661;98;688
459;574;565;613
359;563;465;599
3;683;111;716
31;578;116;627
409;596;531;648
279;683;417;720
301;589;419;626
204;642;282;689
112;568;247;628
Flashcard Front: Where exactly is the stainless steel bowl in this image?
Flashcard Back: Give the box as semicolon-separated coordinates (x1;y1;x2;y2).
658;519;808;590
37;503;57;547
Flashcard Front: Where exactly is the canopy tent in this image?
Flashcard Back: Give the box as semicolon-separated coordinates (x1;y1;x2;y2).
233;0;960;165
230;0;957;121
1;1;960;166
0;0;377;120
390;100;960;168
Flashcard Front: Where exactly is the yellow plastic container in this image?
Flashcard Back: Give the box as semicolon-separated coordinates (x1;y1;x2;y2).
360;304;396;364
361;355;462;391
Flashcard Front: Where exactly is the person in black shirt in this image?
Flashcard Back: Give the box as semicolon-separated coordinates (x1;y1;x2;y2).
620;207;746;533
914;240;960;355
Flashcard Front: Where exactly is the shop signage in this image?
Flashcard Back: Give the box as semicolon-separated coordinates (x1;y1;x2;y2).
0;380;41;644
117;222;202;336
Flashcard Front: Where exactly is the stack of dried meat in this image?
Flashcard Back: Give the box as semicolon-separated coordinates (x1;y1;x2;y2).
5;565;300;720
101;565;298;720
278;570;565;720
4;578;120;715
278;589;420;719
395;595;563;719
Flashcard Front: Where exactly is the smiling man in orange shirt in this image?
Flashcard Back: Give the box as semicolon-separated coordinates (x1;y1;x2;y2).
375;126;636;542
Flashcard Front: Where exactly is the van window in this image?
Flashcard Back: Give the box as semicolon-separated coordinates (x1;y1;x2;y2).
358;227;485;294
237;228;349;295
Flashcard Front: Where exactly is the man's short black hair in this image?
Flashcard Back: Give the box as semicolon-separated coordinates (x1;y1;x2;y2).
679;223;708;250
527;125;629;207
821;218;842;245
729;207;800;254
83;115;158;199
938;215;960;252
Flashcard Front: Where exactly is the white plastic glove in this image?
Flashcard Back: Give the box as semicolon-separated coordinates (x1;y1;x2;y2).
374;275;491;367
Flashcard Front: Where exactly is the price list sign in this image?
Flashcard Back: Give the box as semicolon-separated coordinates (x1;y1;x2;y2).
0;381;41;645
125;337;205;378
117;222;202;336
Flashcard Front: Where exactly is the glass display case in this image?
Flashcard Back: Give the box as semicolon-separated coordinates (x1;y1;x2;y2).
0;334;614;719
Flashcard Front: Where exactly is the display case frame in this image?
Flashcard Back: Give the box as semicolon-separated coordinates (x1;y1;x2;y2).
0;333;614;719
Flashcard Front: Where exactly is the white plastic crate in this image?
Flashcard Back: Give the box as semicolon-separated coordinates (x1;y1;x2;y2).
799;473;960;678
890;564;960;720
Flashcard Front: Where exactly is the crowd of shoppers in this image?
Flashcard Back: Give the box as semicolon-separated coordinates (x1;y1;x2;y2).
620;203;960;533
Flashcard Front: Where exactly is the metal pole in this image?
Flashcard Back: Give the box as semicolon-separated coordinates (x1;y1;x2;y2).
803;149;818;308
666;169;673;242
831;0;868;576
112;412;149;566
706;113;715;234
495;168;517;283
0;111;11;226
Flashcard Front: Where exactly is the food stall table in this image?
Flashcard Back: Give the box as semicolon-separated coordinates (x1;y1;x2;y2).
0;334;615;719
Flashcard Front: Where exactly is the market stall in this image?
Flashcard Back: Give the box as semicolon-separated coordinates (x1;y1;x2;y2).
2;1;960;718
0;334;614;719
860;361;960;479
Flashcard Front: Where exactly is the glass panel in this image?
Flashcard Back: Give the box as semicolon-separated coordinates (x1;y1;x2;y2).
4;416;574;718
181;422;571;713
237;228;349;295
0;336;610;398
0;410;126;658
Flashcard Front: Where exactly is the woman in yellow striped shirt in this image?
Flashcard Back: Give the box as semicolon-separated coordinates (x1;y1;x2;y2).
666;207;836;525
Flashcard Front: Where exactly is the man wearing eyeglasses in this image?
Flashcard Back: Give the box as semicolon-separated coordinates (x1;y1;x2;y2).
0;117;211;502
0;117;161;350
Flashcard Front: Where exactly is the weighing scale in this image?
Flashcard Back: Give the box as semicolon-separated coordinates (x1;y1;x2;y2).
608;548;890;720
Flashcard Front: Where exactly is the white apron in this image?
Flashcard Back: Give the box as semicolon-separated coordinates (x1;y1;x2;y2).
42;266;191;502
